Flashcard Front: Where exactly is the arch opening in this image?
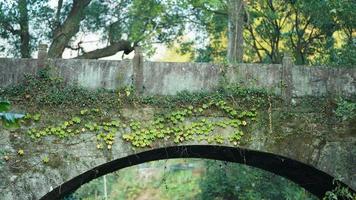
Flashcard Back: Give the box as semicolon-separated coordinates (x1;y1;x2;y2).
40;145;354;199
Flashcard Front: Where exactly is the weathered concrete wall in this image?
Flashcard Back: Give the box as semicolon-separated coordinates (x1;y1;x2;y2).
0;58;133;90
0;102;355;200
143;62;221;95
225;64;282;94
226;64;356;98
0;57;355;98
291;65;356;97
0;58;39;87
48;59;133;90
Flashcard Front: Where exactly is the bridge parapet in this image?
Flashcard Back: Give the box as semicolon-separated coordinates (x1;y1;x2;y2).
0;52;355;97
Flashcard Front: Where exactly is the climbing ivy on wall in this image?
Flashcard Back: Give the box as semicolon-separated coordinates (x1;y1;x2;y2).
122;100;256;148
335;98;356;121
0;69;269;153
18;98;256;151
23;108;120;150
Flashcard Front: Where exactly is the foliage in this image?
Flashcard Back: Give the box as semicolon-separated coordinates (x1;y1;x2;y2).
335;99;356;121
71;160;202;200
1;0;354;65
0;68;117;109
176;0;355;66
0;100;10;111
156;43;192;62
1;67;273;152
324;43;356;67
70;159;318;199
22;93;257;150
122;99;256;148
0;148;6;166
0;100;24;126
141;86;269;110
17;149;24;156
0;0;186;58
199;160;317;200
323;182;356;200
326;0;356;44
23;107;122;153
62;193;77;200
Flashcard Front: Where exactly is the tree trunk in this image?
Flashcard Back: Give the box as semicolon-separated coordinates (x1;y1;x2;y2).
48;0;91;58
227;0;244;63
18;0;31;58
55;0;64;28
294;46;305;65
74;40;134;59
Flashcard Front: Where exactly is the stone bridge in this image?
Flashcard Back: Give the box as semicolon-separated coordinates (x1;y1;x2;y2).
0;54;355;199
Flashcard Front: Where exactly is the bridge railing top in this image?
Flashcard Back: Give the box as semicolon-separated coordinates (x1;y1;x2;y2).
0;46;355;98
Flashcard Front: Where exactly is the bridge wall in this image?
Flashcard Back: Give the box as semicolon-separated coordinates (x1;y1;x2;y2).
0;102;355;199
0;56;356;199
0;57;355;98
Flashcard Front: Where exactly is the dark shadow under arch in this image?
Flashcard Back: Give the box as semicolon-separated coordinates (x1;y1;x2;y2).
40;145;354;199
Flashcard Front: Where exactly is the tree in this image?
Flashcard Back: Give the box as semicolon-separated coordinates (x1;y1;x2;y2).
47;0;92;58
327;0;355;45
0;0;354;65
245;0;290;63
0;0;186;59
0;0;32;58
174;0;245;63
176;0;354;66
287;0;335;65
227;0;245;63
171;0;228;63
244;0;339;65
320;0;356;66
199;160;316;200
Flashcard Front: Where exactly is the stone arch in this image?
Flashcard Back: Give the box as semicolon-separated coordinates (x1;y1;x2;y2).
40;145;353;199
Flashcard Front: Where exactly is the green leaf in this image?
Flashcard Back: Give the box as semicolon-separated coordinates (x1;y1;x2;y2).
0;112;25;123
72;117;81;124
80;109;88;115
33;114;41;121
0;101;10;112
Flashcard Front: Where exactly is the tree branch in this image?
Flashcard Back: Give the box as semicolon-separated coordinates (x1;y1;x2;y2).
48;0;92;58
54;0;63;28
1;21;20;35
246;25;263;62
192;3;228;16
74;40;134;59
